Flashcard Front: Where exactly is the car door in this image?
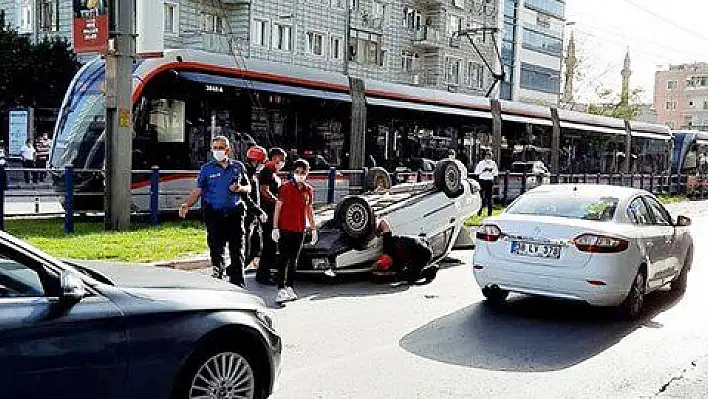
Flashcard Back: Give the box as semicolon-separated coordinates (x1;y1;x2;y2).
0;243;128;399
626;197;665;289
643;196;681;283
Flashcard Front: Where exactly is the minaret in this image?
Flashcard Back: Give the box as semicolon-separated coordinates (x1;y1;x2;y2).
620;49;631;105
561;32;577;105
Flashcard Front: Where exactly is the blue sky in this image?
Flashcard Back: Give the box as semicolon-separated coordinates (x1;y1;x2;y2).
566;0;708;104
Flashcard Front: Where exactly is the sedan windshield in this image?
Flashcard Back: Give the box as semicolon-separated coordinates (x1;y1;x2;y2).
507;193;620;221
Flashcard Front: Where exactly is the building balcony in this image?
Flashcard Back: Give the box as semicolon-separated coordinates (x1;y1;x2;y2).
412;26;443;49
350;10;385;33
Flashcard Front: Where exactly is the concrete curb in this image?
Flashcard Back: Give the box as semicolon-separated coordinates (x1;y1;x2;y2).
151;256;259;274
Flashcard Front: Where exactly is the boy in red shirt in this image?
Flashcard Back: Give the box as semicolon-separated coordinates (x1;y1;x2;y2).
271;159;317;303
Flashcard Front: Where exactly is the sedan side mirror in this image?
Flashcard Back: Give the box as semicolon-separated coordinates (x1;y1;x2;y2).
676;215;692;227
60;271;86;305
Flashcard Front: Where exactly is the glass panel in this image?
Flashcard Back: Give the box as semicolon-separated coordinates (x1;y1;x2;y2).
507;194;619;221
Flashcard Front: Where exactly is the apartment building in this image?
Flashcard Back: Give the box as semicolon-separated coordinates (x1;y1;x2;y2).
655;63;708;131
1;0;501;96
500;0;565;105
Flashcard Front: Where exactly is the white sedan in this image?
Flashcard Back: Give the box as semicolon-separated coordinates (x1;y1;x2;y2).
472;184;693;320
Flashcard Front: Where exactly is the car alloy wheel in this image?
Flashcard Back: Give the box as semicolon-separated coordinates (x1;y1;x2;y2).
623;271;646;321
189;351;256;399
345;202;368;234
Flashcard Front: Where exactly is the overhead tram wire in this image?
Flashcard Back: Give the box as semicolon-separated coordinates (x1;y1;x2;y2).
213;0;276;148
621;0;708;44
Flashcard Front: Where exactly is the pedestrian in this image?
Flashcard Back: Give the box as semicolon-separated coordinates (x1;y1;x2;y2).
474;151;498;217
256;147;287;285
20;139;36;184
372;218;437;285
0;140;7;189
243;145;269;271
271;159;317;303
35;133;51;182
178;135;251;287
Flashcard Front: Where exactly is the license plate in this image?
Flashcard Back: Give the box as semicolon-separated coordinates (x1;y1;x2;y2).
511;241;561;259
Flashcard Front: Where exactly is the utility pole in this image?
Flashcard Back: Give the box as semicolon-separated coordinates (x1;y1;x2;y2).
104;0;135;230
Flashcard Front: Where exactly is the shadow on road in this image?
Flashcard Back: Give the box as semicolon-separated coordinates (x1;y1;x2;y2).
399;290;683;372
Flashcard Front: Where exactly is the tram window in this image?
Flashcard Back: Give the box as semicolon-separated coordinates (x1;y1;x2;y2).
149;99;185;143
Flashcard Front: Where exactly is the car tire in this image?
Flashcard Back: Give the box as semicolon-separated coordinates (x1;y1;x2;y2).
482;286;509;305
619;269;646;321
671;247;692;294
365;167;392;191
173;344;265;399
335;196;376;241
434;159;466;198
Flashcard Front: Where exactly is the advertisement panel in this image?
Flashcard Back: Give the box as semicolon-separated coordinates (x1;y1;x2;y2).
73;0;109;53
8;110;29;156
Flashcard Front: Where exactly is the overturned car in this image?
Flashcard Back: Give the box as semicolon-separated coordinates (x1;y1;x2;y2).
298;160;482;275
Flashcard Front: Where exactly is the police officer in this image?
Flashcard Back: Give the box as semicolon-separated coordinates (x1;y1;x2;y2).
179;135;251;287
243;145;269;269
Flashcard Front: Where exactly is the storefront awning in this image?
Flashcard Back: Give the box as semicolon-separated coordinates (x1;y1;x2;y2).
178;72;352;102
366;97;492;119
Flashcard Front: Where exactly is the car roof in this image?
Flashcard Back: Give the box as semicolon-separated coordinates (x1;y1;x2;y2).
525;184;647;199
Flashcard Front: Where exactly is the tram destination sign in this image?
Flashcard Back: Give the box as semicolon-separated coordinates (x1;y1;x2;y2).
73;0;109;53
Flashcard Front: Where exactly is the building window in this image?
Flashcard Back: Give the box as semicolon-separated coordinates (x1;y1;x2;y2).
404;8;424;31
331;0;345;8
331;37;343;59
350;0;359;9
704;101;708;110
202;13;224;34
349;29;381;65
273;23;293;51
665;101;677;110
39;0;58;32
468;62;484;89
689;101;695;107
687;76;708;88
19;4;33;33
522;28;562;57
373;1;385;19
453;0;465;9
252;19;269;48
401;51;419;72
307;31;325;56
446;58;461;85
524;0;565;19
164;2;179;35
448;15;463;37
520;63;560;94
667;80;678;90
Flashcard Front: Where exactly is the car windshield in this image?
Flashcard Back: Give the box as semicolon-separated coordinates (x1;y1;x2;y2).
507;193;620;221
50;92;106;169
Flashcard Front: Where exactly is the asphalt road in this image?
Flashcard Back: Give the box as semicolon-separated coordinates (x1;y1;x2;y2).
240;209;708;398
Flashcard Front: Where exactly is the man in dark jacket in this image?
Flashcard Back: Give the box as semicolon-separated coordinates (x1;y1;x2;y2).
373;218;438;285
243;145;269;269
256;147;287;285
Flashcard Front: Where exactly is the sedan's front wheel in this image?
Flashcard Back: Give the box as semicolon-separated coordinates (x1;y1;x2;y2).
175;348;259;399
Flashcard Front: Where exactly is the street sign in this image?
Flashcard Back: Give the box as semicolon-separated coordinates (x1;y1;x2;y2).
8;110;29;156
73;0;109;53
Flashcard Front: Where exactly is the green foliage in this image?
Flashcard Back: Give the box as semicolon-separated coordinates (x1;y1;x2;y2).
0;10;80;135
586;88;644;121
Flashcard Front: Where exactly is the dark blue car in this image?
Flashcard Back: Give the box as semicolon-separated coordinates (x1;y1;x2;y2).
0;232;281;399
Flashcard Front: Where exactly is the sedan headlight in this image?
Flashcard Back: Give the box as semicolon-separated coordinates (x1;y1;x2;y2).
255;310;276;330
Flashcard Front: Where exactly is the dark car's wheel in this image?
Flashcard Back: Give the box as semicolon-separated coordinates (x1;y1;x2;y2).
671;247;692;294
619;270;646;321
174;346;262;399
434;159;466;198
365;167;392;191
335;196;376;241
482;286;509;305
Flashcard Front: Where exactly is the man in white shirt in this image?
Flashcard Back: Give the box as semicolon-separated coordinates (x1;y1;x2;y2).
20;139;36;184
474;152;499;217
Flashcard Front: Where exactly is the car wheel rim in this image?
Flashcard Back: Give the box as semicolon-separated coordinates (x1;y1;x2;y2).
189;352;255;399
445;165;460;191
346;203;367;233
631;274;645;316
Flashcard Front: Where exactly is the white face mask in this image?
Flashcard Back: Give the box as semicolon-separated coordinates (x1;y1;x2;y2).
212;150;227;162
276;161;286;171
294;174;307;183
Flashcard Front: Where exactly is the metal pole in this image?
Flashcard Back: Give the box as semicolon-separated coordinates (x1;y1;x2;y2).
64;165;74;234
343;7;351;76
150;166;160;226
0;165;5;231
104;0;136;231
327;167;336;204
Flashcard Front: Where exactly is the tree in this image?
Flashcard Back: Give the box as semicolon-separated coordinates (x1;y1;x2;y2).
586;87;645;120
0;10;80;140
